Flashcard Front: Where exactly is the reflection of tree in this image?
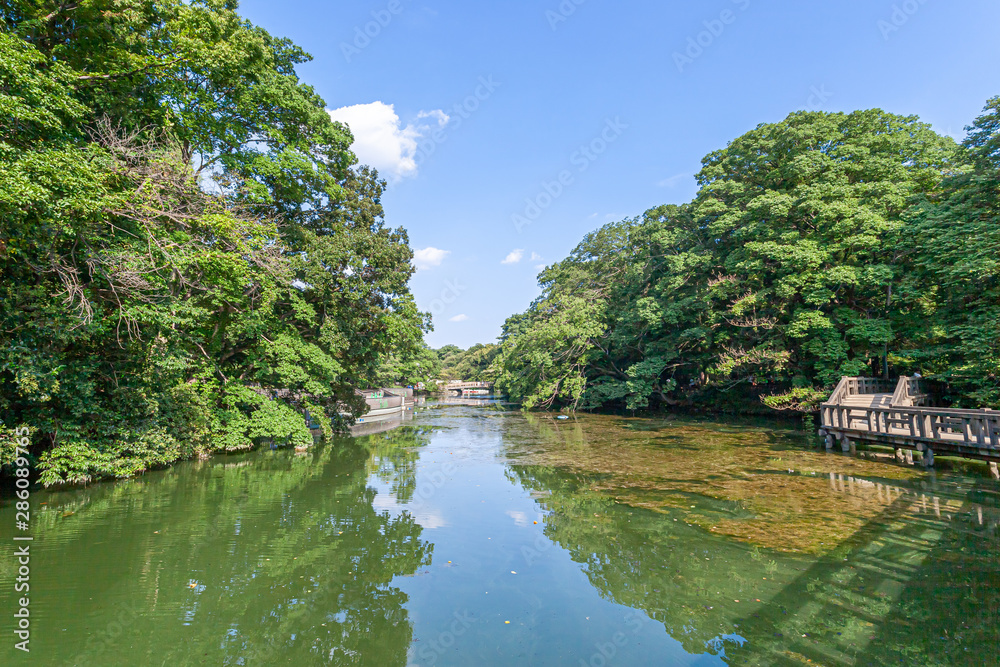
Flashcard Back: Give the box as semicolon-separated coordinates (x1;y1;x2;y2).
2;438;432;666
508;418;1000;666
510;464;788;659
364;426;432;505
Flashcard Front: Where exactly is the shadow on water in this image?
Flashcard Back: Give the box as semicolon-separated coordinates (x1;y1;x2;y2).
504;412;1000;666
726;476;1000;667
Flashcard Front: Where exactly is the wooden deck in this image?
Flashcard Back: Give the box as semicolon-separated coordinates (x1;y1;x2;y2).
819;377;1000;476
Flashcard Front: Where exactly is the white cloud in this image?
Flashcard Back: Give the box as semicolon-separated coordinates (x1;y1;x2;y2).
412;510;448;530
328;101;449;180
506;510;530;527
530;252;542;261
502;249;525;265
412;247;450;270
449;314;469;322
535;264;546;271
417;109;450;127
657;172;689;188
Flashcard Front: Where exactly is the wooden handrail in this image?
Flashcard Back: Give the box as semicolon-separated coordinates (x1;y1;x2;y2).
828;377;851;405
820;403;996;418
891;376;925;407
820;402;1000;449
826;376;893;405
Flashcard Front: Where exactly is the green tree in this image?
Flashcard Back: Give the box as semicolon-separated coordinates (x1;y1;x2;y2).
0;1;428;483
495;108;965;412
898;97;1000;406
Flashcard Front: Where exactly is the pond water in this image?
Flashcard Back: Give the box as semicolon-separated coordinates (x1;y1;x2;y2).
1;399;998;666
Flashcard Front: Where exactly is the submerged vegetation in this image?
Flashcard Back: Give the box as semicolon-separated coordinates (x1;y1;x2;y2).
0;1;429;484
508;414;1000;666
494;100;1000;413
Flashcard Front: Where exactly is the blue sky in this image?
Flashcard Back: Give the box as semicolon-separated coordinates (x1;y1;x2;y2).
239;0;1000;349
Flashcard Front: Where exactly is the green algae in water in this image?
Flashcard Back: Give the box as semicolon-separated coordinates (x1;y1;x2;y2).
1;407;997;666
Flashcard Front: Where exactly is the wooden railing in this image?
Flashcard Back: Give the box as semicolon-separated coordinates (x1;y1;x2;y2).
890;376;927;407
820;402;1000;450
827;377;893;405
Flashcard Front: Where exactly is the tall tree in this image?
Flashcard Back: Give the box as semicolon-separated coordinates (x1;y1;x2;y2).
495;108;966;412
898;97;1000;406
0;1;428;484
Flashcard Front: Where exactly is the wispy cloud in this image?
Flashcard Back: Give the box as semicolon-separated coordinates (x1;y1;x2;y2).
530;252;542;261
657;172;689;188
417;109;450;127
328;101;450;180
506;510;529;527
502;249;525;265
412;247;450;270
449;314;469;322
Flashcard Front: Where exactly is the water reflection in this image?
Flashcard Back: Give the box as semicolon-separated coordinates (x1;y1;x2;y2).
434;396;499;407
0;429;434;666
2;407;997;666
506;413;1000;666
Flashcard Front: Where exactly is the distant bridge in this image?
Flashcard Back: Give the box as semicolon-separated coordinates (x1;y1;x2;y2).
442;381;494;396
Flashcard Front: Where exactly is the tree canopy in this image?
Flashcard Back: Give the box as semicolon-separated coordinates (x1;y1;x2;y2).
495;102;998;412
0;0;428;484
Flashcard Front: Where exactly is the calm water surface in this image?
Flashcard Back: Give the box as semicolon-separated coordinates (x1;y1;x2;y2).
2;400;998;666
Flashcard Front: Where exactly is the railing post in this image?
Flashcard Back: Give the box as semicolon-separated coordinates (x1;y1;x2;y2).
974;417;986;447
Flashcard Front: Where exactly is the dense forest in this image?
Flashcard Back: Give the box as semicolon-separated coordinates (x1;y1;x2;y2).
0;1;429;484
366;343;496;387
495;101;1000;413
433;343;497;382
2;2;996;485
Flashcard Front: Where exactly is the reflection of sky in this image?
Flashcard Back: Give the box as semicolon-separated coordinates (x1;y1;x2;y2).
505;510;530;526
371;480;449;530
387;404;727;666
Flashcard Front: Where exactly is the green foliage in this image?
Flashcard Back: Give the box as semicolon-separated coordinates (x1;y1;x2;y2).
373;343;440;388
896;97;1000;406
761;388;832;413
0;0;427;484
37;429;183;487
434;343;498;382
495;104;998;412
